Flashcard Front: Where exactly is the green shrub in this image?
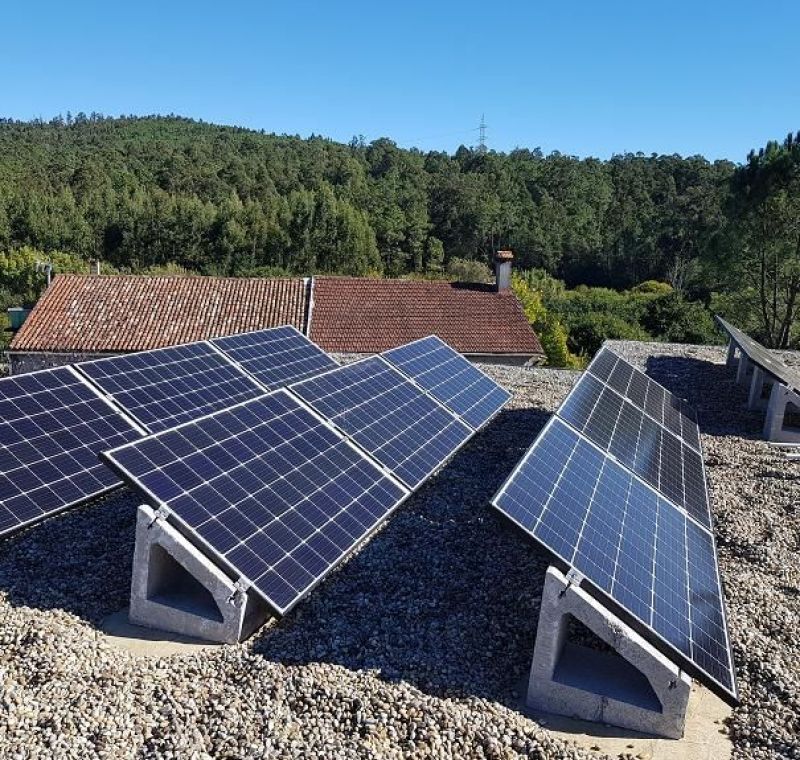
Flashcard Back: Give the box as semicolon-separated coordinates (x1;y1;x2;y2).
630;280;673;295
642;293;720;344
512;274;579;368
446;257;492;283
567;312;651;357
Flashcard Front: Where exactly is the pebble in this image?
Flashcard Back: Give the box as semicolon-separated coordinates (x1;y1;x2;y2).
0;342;796;758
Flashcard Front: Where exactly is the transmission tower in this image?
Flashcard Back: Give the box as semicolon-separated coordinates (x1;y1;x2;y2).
478;114;488;153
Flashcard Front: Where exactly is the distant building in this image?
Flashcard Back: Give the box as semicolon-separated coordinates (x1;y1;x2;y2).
8;253;543;373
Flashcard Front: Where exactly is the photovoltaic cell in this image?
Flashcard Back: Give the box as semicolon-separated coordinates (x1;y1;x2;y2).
0;367;142;536
102;391;407;614
77;341;265;433
559;373;711;528
290;357;473;489
382;335;510;429
211;326;338;390
492;417;737;704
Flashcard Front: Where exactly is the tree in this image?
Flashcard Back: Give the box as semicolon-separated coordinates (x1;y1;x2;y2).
712;136;800;347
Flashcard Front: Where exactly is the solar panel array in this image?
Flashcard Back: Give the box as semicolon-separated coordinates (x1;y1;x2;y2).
77;341;265;433
101;335;510;614
716;314;800;391
103;392;407;614
0;367;143;536
492;346;738;705
211;326;338;391
0;326;339;537
383;335;511;429
290;357;473;489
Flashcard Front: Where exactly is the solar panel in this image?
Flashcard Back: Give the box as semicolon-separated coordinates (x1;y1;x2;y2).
0;366;143;536
492;417;737;705
76;341;265;433
586;346;700;451
289;357;473;489
101;391;408;615
716;315;800;390
559;372;711;528
382;335;510;429
211;326;338;390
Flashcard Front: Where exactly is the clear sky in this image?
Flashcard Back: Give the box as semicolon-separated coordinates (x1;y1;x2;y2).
2;1;796;162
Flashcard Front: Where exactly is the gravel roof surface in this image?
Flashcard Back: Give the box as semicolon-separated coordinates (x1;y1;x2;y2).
0;341;798;759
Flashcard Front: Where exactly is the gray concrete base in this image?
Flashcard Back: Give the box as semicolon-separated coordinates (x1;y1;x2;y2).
735;354;752;386
130;505;272;644
527;567;691;740
725;340;737;369
747;366;772;411
763;382;800;443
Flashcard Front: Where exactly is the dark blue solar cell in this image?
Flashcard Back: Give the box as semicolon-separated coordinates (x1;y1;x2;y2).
211;326;338;390
686;521;734;690
382;336;510;429
653;498;692;657
102;391;407;615
290;357;473;489
0;366;142;537
607;360;634;396
610;478;659;623
573;464;629;593
494;419;578;532
77;341;264;433
586;346;618;382
583;387;624;450
559;374;604;429
535;437;604;561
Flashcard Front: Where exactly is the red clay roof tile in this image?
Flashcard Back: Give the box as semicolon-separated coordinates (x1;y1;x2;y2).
10;274;309;353
309;277;543;356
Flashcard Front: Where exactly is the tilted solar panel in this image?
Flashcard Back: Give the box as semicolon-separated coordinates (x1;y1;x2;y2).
382;335;510;429
290;357;473;489
0;366;143;536
492;417;737;705
716;315;800;390
102;391;408;614
559;372;711;528
586;346;700;451
76;341;265;433
211;326;338;390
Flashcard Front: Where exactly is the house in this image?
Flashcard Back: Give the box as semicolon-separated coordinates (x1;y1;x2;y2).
7;276;309;373
7;252;543;372
310;254;542;362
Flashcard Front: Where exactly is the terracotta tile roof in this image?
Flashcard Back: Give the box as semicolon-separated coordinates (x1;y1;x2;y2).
10;275;309;353
309;277;543;356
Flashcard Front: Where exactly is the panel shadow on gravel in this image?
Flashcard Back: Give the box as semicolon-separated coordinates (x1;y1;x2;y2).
643;355;763;438
251;406;554;707
0;490;139;624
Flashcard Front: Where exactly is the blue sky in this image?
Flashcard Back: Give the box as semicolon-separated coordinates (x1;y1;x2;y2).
2;1;796;161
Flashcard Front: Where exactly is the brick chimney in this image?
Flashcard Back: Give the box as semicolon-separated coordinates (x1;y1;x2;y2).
494;250;513;292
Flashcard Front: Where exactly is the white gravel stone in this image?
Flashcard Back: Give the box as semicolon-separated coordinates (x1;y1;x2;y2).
0;342;796;758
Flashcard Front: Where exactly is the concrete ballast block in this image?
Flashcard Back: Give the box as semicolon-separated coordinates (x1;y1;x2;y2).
763;382;800;443
129;504;271;643
527;566;691;739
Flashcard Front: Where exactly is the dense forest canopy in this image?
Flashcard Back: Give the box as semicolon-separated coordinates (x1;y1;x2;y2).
0;114;798;355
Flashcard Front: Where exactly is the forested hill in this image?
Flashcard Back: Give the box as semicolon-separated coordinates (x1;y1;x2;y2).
2;115;799;352
0;114;736;286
